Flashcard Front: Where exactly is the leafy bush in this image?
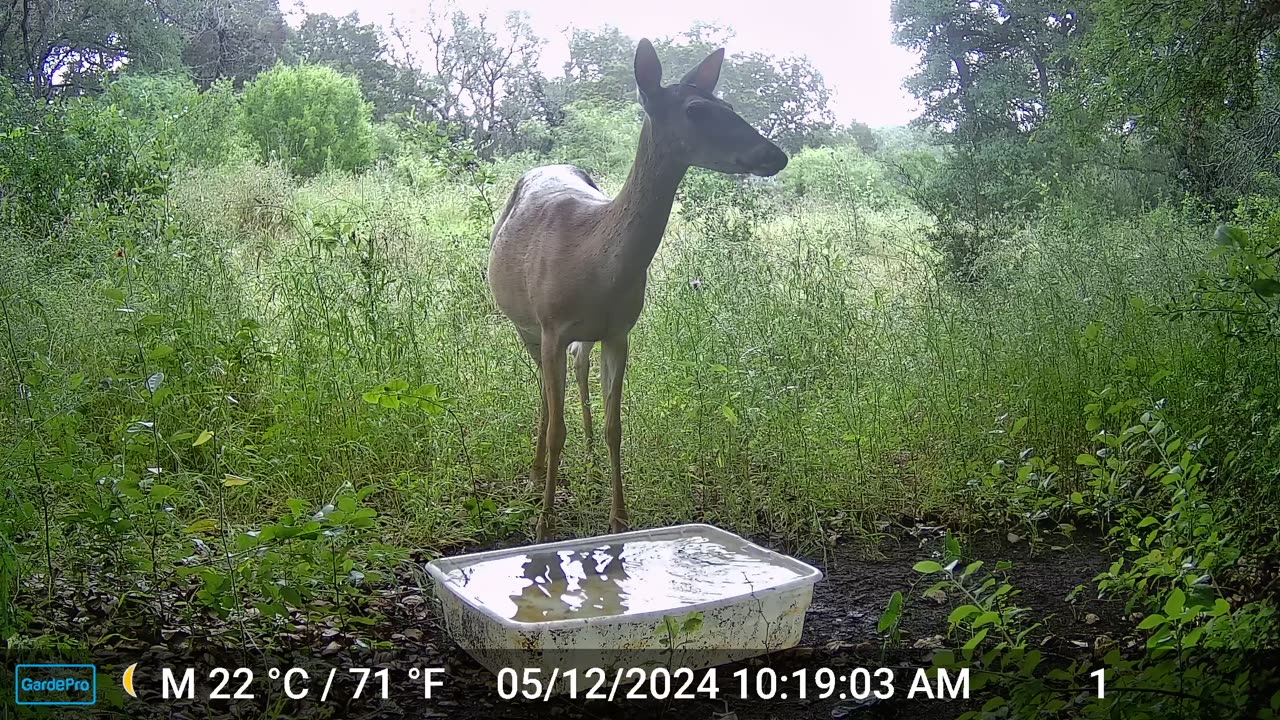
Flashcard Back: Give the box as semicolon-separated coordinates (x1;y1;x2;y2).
780;142;887;208
240;63;375;178
104;73;244;167
547;102;641;180
1;86;172;236
676;170;771;244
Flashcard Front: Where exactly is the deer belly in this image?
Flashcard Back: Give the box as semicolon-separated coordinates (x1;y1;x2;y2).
560;288;646;342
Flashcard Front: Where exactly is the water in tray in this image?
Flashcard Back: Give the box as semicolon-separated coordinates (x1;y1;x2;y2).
439;533;807;623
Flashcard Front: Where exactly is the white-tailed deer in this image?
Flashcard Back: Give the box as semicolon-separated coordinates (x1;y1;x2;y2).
488;39;788;542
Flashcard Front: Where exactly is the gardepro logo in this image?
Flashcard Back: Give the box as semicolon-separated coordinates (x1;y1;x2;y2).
14;664;97;705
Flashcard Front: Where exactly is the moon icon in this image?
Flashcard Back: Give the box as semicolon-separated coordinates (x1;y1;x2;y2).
123;663;139;698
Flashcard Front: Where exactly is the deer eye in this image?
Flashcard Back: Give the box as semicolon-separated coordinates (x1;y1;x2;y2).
685;101;719;125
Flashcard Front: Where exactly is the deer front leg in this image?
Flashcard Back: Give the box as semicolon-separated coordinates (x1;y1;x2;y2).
536;337;569;542
601;336;630;533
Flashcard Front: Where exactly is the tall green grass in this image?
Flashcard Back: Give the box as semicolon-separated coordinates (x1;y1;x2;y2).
2;149;1242;567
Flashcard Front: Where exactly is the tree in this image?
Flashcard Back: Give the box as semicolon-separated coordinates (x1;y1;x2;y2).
178;0;289;88
0;0;184;97
240;63;374;177
843;121;880;154
892;0;1084;136
1068;0;1280;208
290;11;421;120
890;0;1087;280
388;3;547;153
560;22;835;151
560;25;637;107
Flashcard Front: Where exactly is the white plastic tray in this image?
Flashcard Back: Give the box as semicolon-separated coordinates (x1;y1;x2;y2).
426;523;823;685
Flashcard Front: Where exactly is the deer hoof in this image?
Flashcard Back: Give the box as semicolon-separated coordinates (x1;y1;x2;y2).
535;516;553;543
609;515;630;534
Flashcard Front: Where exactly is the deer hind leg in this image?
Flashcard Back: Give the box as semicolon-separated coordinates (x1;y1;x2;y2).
520;333;546;493
536;336;569;542
571;341;595;448
600;336;630;533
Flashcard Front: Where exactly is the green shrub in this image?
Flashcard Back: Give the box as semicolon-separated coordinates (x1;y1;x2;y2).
547;102;641;180
1;85;172;235
104;73;244;167
240;63;375;178
780;142;886;207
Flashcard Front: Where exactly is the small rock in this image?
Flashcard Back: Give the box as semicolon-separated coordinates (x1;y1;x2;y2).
1007;532;1023;543
1085;613;1100;625
913;635;945;649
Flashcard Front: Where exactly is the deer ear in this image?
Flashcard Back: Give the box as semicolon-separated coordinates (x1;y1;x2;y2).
634;39;663;100
680;48;724;92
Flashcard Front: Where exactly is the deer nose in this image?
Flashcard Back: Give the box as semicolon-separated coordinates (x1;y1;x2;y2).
748;144;788;176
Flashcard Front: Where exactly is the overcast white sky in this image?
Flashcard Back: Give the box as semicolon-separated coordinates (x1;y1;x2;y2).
290;0;921;128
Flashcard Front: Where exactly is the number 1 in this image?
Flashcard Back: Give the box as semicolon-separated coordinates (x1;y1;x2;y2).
1090;668;1105;698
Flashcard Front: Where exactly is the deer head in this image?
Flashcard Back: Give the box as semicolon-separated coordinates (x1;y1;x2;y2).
633;39;788;177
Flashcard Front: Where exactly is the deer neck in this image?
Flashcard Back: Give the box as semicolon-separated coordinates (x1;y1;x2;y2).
604;118;689;274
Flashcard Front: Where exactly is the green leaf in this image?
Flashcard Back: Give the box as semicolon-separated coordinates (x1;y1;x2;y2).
1136;516;1158;528
223;474;250;487
193;430;214;447
146;344;175;360
183;519;218;534
913;560;944;574
721;404;739;426
1136;613;1165;630
1181;626;1205;648
1163;588;1186;618
962;628;988;652
1076;453;1099;466
948;604;980;625
1018;649;1041;675
944;532;961;560
973;611;1000;628
681;614;703;635
1251;278;1280;298
149;484;177;500
1011;416;1029;437
877;591;903;632
102;287;125;303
